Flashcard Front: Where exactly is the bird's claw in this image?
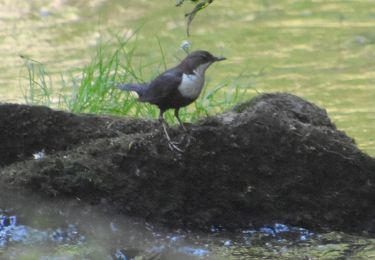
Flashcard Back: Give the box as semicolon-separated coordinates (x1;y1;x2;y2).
168;131;196;152
167;141;185;153
161;119;196;153
176;132;195;145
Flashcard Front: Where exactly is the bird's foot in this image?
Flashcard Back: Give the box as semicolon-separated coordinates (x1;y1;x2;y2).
167;140;185;153
175;133;192;144
161;120;196;153
165;131;196;153
161;123;185;153
171;130;196;152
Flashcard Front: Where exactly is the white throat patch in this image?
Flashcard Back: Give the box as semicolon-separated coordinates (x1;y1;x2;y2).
178;62;211;99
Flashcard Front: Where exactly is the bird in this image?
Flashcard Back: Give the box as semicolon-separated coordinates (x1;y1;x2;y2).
117;50;226;151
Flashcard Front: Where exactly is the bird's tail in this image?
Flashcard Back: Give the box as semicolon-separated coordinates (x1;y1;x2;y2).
117;83;148;97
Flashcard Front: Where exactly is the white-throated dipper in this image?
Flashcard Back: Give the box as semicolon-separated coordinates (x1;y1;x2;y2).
117;50;226;151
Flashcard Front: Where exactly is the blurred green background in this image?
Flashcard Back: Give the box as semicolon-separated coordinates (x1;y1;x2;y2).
0;0;374;155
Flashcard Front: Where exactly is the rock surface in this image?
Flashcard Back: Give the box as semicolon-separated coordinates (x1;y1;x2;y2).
1;93;374;234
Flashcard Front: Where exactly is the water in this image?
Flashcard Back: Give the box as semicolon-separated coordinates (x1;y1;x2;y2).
0;187;374;259
0;0;374;155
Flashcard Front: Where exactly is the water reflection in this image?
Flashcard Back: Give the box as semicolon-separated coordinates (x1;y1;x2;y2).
1;206;317;259
1;185;373;259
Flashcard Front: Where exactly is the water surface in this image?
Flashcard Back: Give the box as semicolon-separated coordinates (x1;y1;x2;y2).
1;187;374;259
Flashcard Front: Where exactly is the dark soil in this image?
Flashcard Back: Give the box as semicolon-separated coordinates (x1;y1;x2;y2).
1;93;374;235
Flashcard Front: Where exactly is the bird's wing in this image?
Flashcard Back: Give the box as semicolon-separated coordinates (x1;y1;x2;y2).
140;68;183;103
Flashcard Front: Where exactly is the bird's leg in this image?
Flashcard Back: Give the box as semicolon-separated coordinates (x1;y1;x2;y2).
174;108;195;148
159;110;184;153
174;108;187;131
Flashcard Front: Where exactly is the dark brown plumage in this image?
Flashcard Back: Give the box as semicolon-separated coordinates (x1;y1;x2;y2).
118;50;225;151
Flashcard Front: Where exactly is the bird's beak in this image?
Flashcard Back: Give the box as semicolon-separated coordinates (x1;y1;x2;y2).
214;56;226;62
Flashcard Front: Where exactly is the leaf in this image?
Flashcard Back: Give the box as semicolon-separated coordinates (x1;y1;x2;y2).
176;0;185;6
185;0;214;36
176;0;214;36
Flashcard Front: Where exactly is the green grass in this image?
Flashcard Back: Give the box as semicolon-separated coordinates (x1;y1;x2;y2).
21;34;257;125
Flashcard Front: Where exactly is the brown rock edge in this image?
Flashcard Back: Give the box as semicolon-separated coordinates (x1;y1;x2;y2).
0;93;374;235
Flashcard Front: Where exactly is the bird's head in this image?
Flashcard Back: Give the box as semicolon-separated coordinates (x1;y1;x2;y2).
180;50;226;73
